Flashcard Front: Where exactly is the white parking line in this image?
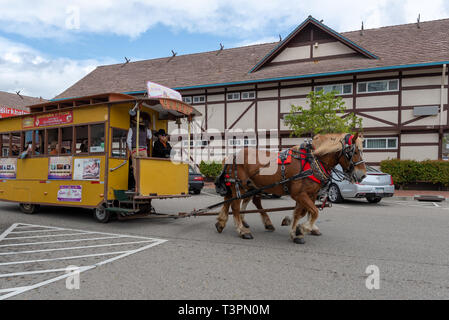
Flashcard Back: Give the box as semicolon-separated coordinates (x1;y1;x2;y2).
0;239;156;256
0;235;125;248
0;223;168;300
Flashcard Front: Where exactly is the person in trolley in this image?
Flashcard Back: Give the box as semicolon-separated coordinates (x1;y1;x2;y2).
127;112;152;188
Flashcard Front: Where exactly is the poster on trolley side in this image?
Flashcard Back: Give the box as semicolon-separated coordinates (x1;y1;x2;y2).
0;158;17;179
48;157;73;180
73;158;101;181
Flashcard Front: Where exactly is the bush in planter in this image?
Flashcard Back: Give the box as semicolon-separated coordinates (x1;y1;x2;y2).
199;161;223;179
380;159;449;186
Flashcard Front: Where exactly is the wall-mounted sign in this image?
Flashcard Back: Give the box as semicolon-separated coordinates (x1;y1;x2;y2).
73;158;100;181
48;157;72;180
147;81;182;101
22;111;73;129
0;106;29;119
57;185;82;202
0;158;17;179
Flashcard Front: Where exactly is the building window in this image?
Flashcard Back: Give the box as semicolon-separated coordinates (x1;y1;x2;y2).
193;96;205;104
242;91;256;100
243;138;257;146
357;79;399;94
228;138;242;146
315;83;353;95
363;137;398;150
182;96;192;104
227;92;240;101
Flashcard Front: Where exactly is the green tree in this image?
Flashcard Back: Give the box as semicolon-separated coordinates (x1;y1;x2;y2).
284;90;363;137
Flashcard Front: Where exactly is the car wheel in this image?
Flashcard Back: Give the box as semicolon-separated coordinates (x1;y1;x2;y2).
328;184;343;203
193;189;201;195
93;204;110;223
19;203;40;214
366;196;382;203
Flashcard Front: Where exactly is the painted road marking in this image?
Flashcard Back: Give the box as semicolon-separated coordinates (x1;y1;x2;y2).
0;223;167;300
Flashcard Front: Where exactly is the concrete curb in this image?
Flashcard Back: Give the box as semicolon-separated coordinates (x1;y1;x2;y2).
202;188;446;202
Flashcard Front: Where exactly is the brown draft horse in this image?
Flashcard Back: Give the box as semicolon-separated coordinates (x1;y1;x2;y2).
215;133;366;244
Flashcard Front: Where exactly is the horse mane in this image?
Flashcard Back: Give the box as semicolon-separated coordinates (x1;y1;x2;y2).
305;133;363;156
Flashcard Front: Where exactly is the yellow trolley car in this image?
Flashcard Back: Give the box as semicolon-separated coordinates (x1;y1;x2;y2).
0;93;200;222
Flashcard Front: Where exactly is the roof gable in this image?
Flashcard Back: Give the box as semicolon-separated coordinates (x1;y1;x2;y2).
249;16;378;73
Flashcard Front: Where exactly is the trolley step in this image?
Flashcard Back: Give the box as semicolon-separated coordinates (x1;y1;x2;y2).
105;207;137;214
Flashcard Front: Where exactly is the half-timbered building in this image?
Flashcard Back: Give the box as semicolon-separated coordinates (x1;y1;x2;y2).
54;16;449;165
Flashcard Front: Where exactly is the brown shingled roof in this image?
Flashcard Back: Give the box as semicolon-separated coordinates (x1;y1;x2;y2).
55;17;449;100
0;91;45;110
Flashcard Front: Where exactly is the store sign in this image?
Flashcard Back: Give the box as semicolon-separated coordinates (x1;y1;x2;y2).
147;81;182;101
0;106;29;118
160;98;193;116
23;111;73;129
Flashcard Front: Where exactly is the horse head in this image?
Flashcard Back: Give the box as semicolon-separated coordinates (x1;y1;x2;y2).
337;133;366;183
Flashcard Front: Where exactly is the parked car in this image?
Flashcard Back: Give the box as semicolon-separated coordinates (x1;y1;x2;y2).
189;166;204;194
328;165;394;203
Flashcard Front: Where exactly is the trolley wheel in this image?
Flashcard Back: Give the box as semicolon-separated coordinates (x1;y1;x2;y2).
19;203;40;214
93;204;110;223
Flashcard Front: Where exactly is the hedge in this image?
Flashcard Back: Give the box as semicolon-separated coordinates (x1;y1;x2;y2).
199;161;223;179
380;159;449;186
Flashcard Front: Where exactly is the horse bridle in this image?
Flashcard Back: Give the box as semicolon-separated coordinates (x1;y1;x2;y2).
336;134;365;179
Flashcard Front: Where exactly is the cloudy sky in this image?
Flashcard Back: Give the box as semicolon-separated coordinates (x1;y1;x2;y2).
0;0;448;99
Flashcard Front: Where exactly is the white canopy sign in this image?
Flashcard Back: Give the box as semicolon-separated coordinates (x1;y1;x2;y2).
147;81;182;102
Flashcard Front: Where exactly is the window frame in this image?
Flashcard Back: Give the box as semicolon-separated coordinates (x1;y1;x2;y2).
357;79;399;94
110;127;129;159
241;91;256;100
362;137;398;150
192;95;206;104
226;92;241;101
314;83;353;96
182;96;192;104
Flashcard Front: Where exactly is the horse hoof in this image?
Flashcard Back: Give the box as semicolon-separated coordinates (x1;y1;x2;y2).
242;221;250;228
215;222;224;233
281;216;291;226
293;237;306;244
265;224;275;232
241;233;254;240
310;230;322;236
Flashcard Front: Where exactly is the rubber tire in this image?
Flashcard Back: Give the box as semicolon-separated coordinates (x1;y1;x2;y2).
328;184;343;203
193;189;201;195
93;205;110;223
367;196;382;204
19;203;40;214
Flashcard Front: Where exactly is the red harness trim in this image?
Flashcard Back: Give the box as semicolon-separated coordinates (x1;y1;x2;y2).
278;149;329;185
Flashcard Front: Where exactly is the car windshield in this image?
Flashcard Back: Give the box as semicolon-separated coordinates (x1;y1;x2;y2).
366;165;381;173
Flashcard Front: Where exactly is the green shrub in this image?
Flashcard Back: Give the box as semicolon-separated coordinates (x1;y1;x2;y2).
380;159;449;186
199;161;223;178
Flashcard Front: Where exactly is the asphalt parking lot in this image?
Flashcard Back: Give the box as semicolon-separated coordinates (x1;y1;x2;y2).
0;191;448;300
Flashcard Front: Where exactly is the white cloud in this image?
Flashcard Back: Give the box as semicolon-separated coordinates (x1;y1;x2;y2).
0;36;113;99
0;0;448;40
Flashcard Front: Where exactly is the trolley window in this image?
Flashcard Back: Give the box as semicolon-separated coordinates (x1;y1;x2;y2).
35;130;45;155
61;127;73;155
1;134;9;157
111;128;127;158
90;124;105;153
11;133;21;156
47;128;59;155
75;125;88;154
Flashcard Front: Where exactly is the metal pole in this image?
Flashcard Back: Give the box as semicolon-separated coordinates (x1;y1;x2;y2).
440;64;447;159
136;104;140;153
188;116;191;163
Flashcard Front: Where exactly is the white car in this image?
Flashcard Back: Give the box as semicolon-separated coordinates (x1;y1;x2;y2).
328;165;395;203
